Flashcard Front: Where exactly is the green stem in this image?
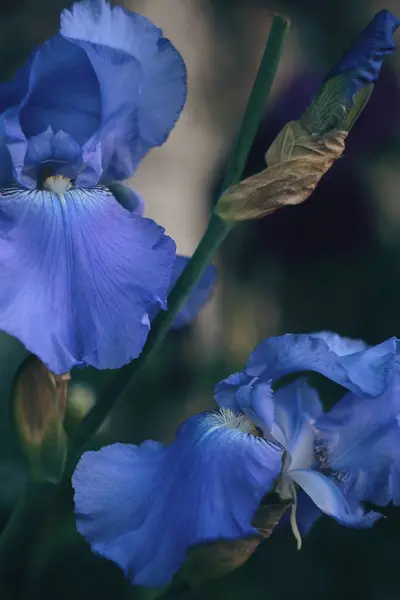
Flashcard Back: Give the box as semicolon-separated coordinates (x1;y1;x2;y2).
218;15;290;192
70;13;290;457
0;14;290;593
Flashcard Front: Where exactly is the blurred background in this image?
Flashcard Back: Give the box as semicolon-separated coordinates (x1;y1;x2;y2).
1;0;400;598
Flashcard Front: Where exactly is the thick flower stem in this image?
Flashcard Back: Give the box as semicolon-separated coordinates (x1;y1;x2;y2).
70;13;291;457
0;15;290;593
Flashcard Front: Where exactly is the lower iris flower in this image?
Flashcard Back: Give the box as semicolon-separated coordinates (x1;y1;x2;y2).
73;332;400;586
72;408;283;587
0;0;189;374
216;332;400;545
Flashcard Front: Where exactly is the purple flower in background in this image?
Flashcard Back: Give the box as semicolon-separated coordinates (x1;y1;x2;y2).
0;0;188;374
73;409;282;587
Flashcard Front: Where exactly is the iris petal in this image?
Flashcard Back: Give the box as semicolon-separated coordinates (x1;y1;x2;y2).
19;35;101;145
61;0;187;180
290;468;381;528
274;379;322;469
326;10;400;91
165;256;216;329
245;333;398;397
107;188;216;328
0;186;175;373
215;374;275;434
316;381;400;506
73;411;283;587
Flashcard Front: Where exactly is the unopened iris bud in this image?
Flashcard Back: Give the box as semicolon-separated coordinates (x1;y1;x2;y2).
215;10;399;223
216;123;347;222
12;356;69;483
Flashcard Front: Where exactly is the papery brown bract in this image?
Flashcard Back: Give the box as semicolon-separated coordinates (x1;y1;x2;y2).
179;501;291;587
215;123;347;222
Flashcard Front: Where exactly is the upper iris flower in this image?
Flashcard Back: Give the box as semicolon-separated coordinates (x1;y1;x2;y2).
0;0;188;374
216;332;400;546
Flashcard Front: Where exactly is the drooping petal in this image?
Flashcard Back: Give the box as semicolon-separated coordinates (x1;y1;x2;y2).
61;0;187;181
215;374;275;434
0;186;175;373
326;10;400;93
73;410;283;587
274;379;322;470
290;468;381;528
245;333;398;397
316;380;400;506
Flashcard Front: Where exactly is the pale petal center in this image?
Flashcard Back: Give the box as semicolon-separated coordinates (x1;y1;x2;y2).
43;175;73;194
214;407;260;435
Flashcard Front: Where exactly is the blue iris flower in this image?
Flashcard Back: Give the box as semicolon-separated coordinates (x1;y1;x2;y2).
73;409;283;587
0;0;196;374
216;332;400;546
73;331;399;586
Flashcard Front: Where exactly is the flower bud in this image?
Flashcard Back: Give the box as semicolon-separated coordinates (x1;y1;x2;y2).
12;356;69;483
215;123;347;222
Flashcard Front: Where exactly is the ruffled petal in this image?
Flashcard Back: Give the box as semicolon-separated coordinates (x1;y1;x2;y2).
165;256;216;329
215;374;275;434
245;333;398;397
0;61;31;185
73;410;283;587
274;379;322;470
316;379;400;505
0;186;175;373
106;192;216;328
18;35;101;145
326;10;400;92
61;0;187;180
290;468;382;528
